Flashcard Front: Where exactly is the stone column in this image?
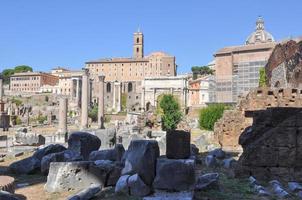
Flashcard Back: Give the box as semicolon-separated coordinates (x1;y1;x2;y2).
98;75;105;129
76;79;80;105
115;82;122;112
0;77;3;101
153;88;156;107
141;87;145;112
113;82;116;111
58;98;67;134
81;69;89;129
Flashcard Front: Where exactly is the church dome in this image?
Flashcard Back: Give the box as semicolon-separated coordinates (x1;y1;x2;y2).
245;17;274;45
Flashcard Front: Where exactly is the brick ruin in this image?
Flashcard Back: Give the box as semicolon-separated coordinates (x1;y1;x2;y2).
235;107;302;182
214;87;302;152
266;39;302;88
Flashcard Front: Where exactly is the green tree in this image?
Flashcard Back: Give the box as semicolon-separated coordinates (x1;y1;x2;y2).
1;65;33;84
259;67;267;87
159;94;182;131
14;65;32;73
88;105;98;122
191;66;214;80
199;104;226;131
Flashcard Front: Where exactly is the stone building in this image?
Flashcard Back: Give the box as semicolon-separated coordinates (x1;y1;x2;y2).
141;75;188;111
51;67;85;107
214;17;275;103
85;30;177;111
188;75;216;107
265;38;302;88
10;72;59;94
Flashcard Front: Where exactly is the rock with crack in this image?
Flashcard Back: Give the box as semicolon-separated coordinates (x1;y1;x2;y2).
122;140;159;186
89;160;123;187
9;156;40;174
89;144;125;162
128;174;151;197
67;184;102;200
195;173;219;191
33;144;67;160
153;158;195;191
44;161;103;193
41;150;83;175
68;132;101;160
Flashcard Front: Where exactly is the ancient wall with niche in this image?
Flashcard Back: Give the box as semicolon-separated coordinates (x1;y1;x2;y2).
214;87;302;152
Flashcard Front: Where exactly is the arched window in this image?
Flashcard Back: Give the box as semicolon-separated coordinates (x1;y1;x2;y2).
137;38;139;43
136;47;139;52
128;82;133;93
106;82;111;93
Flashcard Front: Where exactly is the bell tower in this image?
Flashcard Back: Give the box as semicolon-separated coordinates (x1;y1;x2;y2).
133;29;144;59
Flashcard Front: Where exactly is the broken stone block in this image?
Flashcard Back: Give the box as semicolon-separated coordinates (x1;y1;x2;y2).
9;156;40;174
68;132;101;160
44;161;103;193
166;130;190;159
222;158;236;168
67;184;102;200
208;148;226;159
115;175;130;194
89;144;125;162
33;144;67;160
190;144;199;156
195;173;219;191
122;140;159;186
41;150;83;175
0;191;20;200
288;182;302;192
153;158;195;191
205;155;218;168
90;160;123;187
128;174;151;197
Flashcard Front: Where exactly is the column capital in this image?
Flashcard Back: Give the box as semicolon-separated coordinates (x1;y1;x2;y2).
82;68;89;76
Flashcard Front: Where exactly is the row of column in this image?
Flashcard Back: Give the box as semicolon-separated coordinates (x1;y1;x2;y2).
58;70;105;133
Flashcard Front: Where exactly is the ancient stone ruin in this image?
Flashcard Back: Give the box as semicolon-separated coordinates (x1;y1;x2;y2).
266;39;302;88
235;107;302;182
214;87;302;152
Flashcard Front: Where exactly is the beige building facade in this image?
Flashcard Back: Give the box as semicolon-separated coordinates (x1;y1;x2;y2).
214;17;276;103
86;31;177;111
10;72;59;94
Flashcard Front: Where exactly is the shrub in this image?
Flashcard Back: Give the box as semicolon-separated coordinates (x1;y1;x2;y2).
199;104;226;131
159;94;182;131
15;116;22;125
88;105;98;122
259;67;267;87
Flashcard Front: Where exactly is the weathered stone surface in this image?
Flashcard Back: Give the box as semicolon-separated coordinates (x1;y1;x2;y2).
67;184;101;200
222;158;236;169
208;148;225;159
195;173;219;191
166;130;190;159
235;107;302;182
9;156;40;174
33;144;67;160
266;39;302;88
90;160;123;187
89;144;125;162
190;144;199;156
205;155;218;168
153;158;195;191
45;161;103;193
0;176;15;194
122;140;159;186
128;174;151;197
288;182;302;192
0;191;20;200
115;175;130;194
68;132;101;160
144;191;193;200
41;150;83;175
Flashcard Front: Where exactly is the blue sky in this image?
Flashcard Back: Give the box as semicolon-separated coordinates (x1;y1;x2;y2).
0;0;301;74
